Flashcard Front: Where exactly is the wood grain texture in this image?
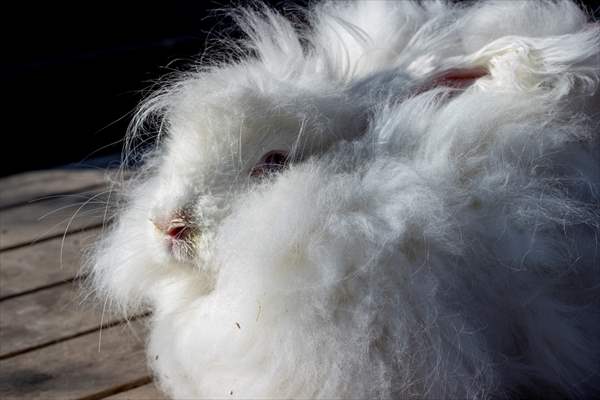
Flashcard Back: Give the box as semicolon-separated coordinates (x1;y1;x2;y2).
0;188;115;251
0;320;150;400
0;228;101;299
103;382;166;400
0;281;123;359
0;168;154;399
0;169;118;209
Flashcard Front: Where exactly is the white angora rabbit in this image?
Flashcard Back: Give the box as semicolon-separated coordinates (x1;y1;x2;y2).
88;1;600;398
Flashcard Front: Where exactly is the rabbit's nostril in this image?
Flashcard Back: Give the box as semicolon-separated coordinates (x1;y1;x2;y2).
166;223;188;239
151;212;198;262
152;215;193;240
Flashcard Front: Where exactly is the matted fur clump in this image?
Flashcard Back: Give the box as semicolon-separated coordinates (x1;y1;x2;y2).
87;1;600;398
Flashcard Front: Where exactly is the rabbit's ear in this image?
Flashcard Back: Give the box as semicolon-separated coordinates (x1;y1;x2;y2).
409;67;489;97
425;67;489;90
349;66;489;102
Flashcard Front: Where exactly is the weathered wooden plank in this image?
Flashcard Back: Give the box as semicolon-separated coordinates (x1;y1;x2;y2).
0;169;119;209
102;382;165;400
0;320;150;400
0;188;114;251
0;282;122;359
0;228;101;299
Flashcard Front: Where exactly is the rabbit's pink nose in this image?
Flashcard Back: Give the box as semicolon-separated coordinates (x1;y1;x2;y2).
166;224;186;238
165;219;188;239
152;212;198;262
152;216;192;240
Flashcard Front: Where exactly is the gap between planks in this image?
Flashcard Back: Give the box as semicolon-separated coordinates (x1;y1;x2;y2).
0;189;113;251
0;183;109;212
0;227;103;300
0;276;80;302
0;168;123;210
0;170;126;251
0;222;105;253
0;310;151;361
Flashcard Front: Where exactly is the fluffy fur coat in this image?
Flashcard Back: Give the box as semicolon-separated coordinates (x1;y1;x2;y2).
88;1;600;398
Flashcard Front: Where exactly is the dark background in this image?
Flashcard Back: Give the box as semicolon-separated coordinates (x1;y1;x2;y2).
1;1;308;177
2;0;598;177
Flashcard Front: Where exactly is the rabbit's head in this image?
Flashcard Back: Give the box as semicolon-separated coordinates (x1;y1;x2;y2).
89;59;375;311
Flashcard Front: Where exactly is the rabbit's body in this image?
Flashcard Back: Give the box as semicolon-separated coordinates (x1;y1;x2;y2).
88;1;600;398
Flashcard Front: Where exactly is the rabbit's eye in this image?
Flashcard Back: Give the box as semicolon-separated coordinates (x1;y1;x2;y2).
250;150;289;177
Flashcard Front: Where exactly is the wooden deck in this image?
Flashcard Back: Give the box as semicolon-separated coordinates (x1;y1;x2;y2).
0;169;165;399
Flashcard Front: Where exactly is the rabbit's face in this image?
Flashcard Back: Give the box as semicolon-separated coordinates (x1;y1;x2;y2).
93;72;368;311
153;82;364;253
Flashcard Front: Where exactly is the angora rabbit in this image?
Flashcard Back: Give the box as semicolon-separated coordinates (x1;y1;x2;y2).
88;1;600;398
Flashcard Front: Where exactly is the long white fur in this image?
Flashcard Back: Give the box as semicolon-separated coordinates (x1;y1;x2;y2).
87;1;600;398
